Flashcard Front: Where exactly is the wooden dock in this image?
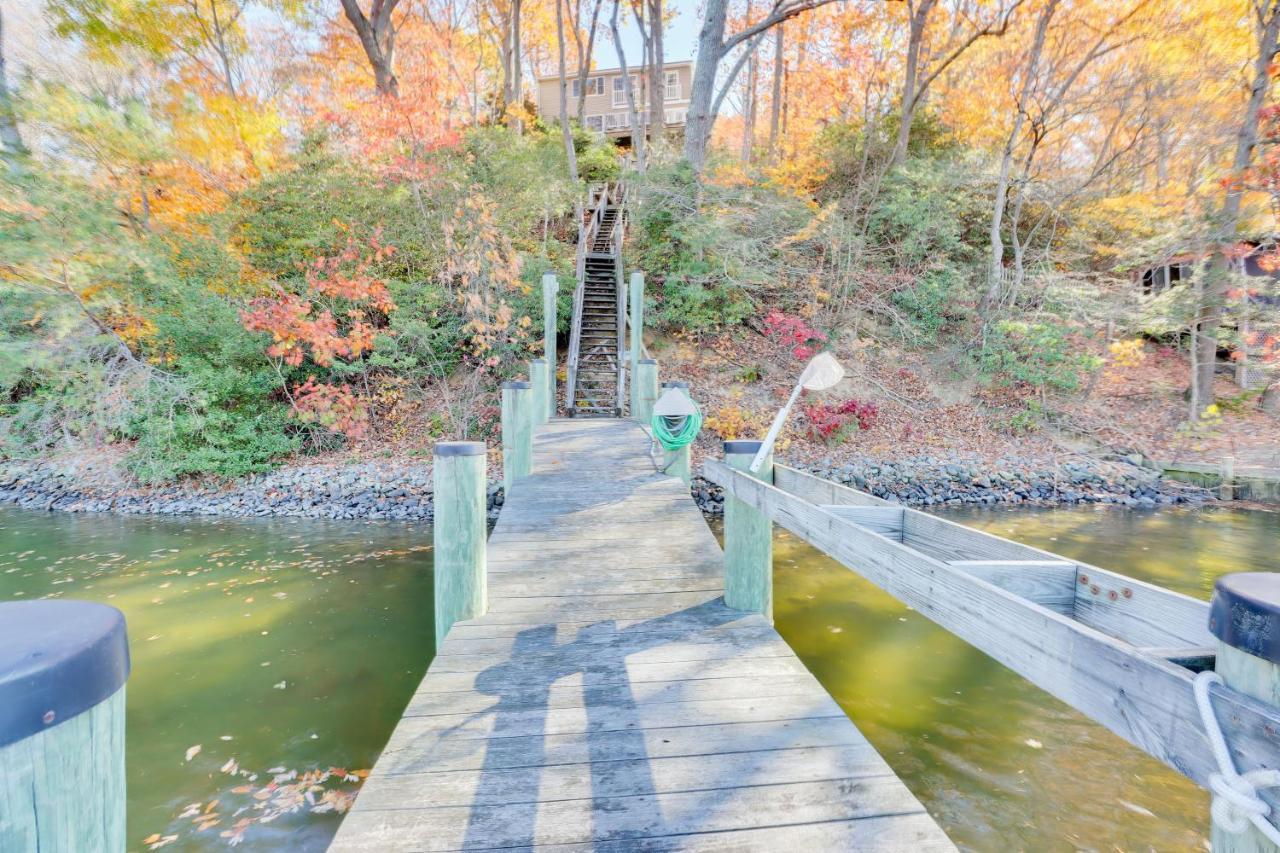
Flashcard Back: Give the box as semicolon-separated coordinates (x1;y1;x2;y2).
330;418;954;851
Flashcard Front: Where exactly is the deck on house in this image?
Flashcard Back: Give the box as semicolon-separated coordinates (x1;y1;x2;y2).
329;418;954;851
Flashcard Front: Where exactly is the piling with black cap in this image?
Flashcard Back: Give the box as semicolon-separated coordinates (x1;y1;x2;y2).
501;381;533;491
658;382;694;485
629;272;645;414
722;441;775;621
1208;572;1280;852
433;441;488;645
1;600;130;850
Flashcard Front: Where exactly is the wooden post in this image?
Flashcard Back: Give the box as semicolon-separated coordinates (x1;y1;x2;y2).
501;381;533;491
529;359;549;427
635;358;659;424
542;273;558;418
629;271;644;415
432;441;487;645
723;441;774;621
0;600;129;851
1220;456;1236;502
660;381;693;486
1208;573;1280;852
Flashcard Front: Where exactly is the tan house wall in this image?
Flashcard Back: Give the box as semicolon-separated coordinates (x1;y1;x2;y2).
535;63;692;135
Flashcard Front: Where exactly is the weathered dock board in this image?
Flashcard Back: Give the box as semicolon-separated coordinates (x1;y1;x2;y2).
330;419;954;851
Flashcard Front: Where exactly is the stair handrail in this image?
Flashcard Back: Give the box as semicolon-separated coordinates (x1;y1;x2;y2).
612;183;628;414
566;185;610;415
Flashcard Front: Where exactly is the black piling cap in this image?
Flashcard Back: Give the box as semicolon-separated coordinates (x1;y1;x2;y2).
724;440;764;455
0;600;130;747
1209;573;1280;663
434;441;487;457
639;358;657;365
661;381;689;389
502;381;532;390
530;358;547;365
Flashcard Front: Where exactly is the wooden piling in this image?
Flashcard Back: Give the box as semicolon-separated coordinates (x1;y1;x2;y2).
542;273;559;418
501;381;533;491
432;442;487;645
629;271;644;415
722;441;775;621
1220;456;1236;501
1208;573;1280;852
635;358;659;424
659;381;693;486
0;601;129;851
530;359;549;426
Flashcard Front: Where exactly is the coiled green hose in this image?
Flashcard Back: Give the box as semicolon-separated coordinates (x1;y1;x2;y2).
651;409;702;451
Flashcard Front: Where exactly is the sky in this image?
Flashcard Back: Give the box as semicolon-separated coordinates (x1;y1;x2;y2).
592;0;701;71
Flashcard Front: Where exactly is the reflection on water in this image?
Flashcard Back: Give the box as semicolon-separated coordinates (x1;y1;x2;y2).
0;508;434;851
768;505;1279;852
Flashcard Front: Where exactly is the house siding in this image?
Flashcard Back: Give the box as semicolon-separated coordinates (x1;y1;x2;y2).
535;64;692;135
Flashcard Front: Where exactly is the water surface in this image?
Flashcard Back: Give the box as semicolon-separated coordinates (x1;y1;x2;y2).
0;509;434;850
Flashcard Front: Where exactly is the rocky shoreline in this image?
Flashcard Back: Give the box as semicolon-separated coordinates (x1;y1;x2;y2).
0;460;504;522
691;454;1210;516
0;452;1208;523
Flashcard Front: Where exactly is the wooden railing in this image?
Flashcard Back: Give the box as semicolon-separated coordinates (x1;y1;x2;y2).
702;457;1280;847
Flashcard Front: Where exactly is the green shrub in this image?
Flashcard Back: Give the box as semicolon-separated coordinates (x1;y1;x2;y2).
980;320;1102;396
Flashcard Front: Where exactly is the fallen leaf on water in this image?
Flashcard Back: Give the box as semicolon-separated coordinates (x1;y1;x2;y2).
273;681;287;689
1024;738;1043;749
220;758;238;774
185;744;201;762
1120;800;1156;818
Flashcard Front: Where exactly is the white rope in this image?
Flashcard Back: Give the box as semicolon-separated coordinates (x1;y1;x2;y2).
1194;670;1280;846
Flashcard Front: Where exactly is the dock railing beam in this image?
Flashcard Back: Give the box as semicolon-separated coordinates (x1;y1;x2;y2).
1;600;130;851
635;358;659;424
542;273;558;419
722;441;774;621
529;359;549;426
660;381;693;486
1208;573;1280;852
501;381;533;491
433;441;487;645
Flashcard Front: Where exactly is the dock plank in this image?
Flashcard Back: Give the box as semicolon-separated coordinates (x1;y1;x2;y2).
330;418;954;852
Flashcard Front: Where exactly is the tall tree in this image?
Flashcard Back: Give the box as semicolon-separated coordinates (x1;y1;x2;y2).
339;0;404;96
567;0;606;121
766;21;783;161
889;0;1022;168
647;0;665;144
740;0;759;162
611;0;645;168
1192;0;1280;415
685;0;839;174
555;0;579;181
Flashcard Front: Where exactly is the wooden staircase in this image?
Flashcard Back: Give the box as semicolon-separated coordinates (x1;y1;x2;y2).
566;183;626;418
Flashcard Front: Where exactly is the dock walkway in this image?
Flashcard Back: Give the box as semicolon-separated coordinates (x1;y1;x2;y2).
331;419;954;851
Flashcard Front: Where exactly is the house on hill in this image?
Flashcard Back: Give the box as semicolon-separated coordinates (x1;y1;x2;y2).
534;62;693;147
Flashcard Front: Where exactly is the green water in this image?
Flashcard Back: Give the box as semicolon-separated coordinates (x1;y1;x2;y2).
770;504;1280;852
2;504;1277;851
0;509;434;851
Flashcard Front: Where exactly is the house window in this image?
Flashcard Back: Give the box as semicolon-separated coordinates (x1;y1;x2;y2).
584;114;604;132
572;76;604;97
664;109;686;125
612;75;636;107
665;70;681;101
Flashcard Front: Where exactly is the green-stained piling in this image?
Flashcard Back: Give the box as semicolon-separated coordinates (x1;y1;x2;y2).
501;381;533;491
722;440;774;621
432;442;487;645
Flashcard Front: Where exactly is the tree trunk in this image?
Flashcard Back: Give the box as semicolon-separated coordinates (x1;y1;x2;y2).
685;0;729;172
983;0;1055;313
339;0;402;97
511;0;524;131
612;0;645;169
648;0;665;143
0;7;27;170
740;0;758;163
890;0;933;169
766;23;784;161
1192;0;1280;415
555;0;579;182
